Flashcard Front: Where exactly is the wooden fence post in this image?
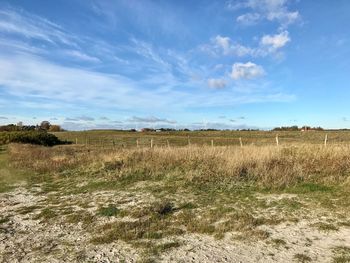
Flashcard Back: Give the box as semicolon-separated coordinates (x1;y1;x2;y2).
276;135;279;147
136;139;139;148
324;134;328;147
167;140;170;148
211;139;214;147
150;139;153;148
75;138;78;145
239;137;243;148
188;136;191;146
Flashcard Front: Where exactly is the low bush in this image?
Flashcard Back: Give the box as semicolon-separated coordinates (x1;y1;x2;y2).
0;131;70;146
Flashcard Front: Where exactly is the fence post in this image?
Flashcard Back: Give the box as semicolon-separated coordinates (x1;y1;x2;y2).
150;139;153;148
211;139;214;147
276;134;279;147
324;134;328;147
188;136;191;146
136;139;139;148
75;138;78;145
167;140;170;148
239;137;243;148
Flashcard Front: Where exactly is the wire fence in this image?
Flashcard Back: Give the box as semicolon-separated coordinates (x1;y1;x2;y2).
59;133;347;149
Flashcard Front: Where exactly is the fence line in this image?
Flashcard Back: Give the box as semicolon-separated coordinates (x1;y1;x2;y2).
57;134;347;149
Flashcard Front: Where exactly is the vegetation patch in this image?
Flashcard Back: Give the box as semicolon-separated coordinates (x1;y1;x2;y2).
313;222;339;232
98;204;119;217
332;246;350;263
0;131;69;146
294;253;312;262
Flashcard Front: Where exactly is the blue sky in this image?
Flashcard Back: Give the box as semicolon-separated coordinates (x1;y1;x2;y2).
0;0;349;130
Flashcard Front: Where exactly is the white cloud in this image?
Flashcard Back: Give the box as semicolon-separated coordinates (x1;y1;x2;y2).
213;35;254;57
208;31;290;58
0;9;75;46
233;0;300;28
231;62;265;80
128;116;177;124
65;116;95;121
64;50;101;63
207;78;227;88
0;7;295;117
261;31;290;50
266;10;299;26
215;35;231;54
0;54;160;109
236;13;261;25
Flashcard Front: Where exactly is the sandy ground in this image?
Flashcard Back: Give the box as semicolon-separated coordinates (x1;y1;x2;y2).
1;186;350;263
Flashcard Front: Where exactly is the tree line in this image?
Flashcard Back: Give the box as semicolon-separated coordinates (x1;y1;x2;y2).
0;121;64;132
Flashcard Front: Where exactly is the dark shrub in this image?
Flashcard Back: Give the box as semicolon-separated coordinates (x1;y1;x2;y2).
0;131;70;146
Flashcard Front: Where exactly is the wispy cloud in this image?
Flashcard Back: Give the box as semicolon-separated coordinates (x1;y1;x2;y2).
0;8;76;46
63;50;101;63
230;0;301;28
236;13;261;25
65;116;94;122
209;32;291;58
0;4;298;129
208;78;227;88
261;31;290;51
127;116;177;124
231;62;265;80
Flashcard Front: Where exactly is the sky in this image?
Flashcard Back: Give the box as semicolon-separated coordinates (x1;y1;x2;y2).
0;0;349;130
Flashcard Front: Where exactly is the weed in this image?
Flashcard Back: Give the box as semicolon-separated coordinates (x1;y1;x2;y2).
34;208;57;221
98;204;119;217
313;222;339;232
294;253;312;262
17;205;42;215
272;238;287;247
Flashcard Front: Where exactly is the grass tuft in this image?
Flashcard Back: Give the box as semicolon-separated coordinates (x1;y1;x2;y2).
98;204;119;217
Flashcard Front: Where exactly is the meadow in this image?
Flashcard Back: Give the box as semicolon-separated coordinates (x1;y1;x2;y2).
53;129;350;147
1;130;350;262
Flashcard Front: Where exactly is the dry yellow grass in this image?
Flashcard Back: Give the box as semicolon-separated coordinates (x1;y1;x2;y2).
8;143;350;188
3;143;350;262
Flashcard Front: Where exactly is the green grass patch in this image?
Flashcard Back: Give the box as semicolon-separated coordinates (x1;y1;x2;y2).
17;205;42;215
332;246;350;263
288;183;334;194
0;146;32;192
34;207;57;221
98;204;119;217
294;253;312;262
313;222;339;232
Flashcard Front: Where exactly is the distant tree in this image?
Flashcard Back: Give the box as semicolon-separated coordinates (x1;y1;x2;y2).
141;128;155;132
49;125;62;132
273;126;299;131
40;121;51;131
0;124;19;132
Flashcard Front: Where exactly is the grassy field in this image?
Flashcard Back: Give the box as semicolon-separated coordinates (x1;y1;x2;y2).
53;129;350;148
1;133;350;262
